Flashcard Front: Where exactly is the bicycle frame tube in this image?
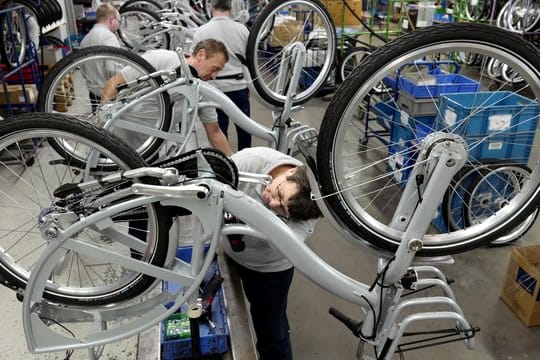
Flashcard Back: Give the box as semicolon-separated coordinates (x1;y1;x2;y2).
198;81;278;146
103;78;278;147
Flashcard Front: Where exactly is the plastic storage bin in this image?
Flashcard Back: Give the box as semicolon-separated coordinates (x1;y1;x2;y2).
398;74;480;98
393;109;436;130
161;246;229;359
398;91;438;116
436;91;539;136
388;142;417;185
373;100;397;129
436;91;538;162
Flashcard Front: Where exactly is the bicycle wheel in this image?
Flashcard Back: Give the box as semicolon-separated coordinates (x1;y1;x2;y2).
317;23;540;256
118;6;170;50
338;47;371;83
119;0;164;13
37;46;172;165
442;161;537;245
463;164;536;243
0;6;27;68
246;0;336;106
507;0;540;33
0;112;171;305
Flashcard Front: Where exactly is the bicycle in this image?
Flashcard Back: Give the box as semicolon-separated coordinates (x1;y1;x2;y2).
33;12;540;263
36;0;336;159
116;0;269;51
3;112;481;359
1;16;539;360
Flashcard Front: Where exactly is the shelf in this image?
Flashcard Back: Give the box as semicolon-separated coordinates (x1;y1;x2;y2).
42;20;66;34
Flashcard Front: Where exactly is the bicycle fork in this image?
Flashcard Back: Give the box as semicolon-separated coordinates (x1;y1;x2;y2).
331;132;479;359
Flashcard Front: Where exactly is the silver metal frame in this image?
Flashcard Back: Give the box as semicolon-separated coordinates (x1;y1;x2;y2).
97;43;313;159
21;132;476;358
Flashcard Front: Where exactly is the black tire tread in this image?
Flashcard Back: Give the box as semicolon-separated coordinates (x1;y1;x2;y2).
0;112;170;305
317;23;540;255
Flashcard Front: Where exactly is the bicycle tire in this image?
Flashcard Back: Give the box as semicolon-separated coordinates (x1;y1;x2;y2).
40;34;71;55
246;0;336;106
119;0;164;13
507;0;540;33
0;5;27;69
441;160;537;246
338;47;371;83
0;112;171;305
37;46;172;166
463;164;537;245
317;23;540;256
118;6;170;50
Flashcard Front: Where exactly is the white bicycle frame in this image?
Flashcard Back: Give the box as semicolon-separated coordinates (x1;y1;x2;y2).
22;130;477;359
98;43;315;157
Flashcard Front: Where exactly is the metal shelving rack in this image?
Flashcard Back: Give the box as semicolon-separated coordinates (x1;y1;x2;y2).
0;5;42;115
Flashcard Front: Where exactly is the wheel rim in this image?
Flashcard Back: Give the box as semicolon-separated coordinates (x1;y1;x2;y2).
324;35;540;250
249;0;335;105
340;48;370;82
119;8;169;49
40;52;169;161
0;125;163;302
507;0;540;33
1;7;27;67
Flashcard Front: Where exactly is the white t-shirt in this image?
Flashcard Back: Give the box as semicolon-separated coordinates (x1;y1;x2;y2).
221;147;318;272
192;16;249;92
80;24;122;95
114;50;218;149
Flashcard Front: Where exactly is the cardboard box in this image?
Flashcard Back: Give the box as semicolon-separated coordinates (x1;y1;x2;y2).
268;19;303;47
0;84;38;105
324;0;362;26
500;245;540;327
41;45;64;67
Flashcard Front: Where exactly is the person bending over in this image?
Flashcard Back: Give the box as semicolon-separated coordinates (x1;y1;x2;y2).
101;39;233;157
223;146;322;360
192;0;252;150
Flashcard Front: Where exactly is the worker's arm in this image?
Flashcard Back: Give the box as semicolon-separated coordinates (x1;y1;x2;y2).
101;73;126;101
203;122;233;157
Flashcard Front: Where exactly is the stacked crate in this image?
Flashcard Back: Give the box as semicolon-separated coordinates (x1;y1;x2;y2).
434;91;539;163
431;91;539;232
387;70;481;185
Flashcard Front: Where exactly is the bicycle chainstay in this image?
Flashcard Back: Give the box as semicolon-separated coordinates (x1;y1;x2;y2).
153;148;239;189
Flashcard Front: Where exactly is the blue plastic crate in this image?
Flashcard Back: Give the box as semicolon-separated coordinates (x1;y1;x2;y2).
393;110;436;130
162;247;229;359
398;74;480;98
388;143;415;185
299;66;321;90
388;118;435;186
431;171;476;233
466;133;534;163
373;100;397;129
390;123;414;144
435;91;539;136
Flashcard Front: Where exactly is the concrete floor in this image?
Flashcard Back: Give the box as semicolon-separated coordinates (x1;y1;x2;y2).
0;93;539;360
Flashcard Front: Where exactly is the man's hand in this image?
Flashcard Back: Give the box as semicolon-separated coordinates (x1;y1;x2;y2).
101;73;127;102
203;122;233;156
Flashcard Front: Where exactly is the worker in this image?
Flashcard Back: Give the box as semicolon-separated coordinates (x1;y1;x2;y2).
223;146;322;360
101;39;233;157
80;3;122;110
192;0;252;151
80;3;121;48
